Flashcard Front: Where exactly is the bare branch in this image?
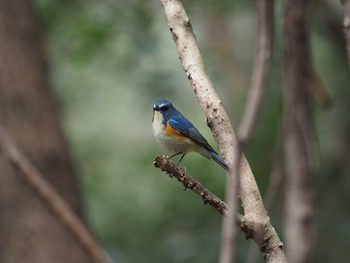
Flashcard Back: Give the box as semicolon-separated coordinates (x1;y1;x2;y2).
231;1;275;262
341;0;350;65
238;0;274;146
232;0;274;259
159;0;286;262
154;155;238;219
153;155;279;244
0;126;113;263
244;135;284;263
219;171;238;263
284;0;316;262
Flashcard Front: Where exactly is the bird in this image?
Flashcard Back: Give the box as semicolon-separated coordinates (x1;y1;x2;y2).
152;99;228;170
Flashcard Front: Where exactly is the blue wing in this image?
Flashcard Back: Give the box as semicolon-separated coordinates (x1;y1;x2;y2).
168;116;216;153
168;114;228;170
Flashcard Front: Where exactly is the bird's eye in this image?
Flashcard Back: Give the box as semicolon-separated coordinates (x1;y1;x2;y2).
161;106;169;112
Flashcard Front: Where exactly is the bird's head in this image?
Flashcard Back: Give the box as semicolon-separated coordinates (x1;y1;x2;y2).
153;100;174;112
153;100;176;124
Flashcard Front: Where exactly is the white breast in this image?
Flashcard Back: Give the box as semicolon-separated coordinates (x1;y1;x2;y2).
152;111;195;154
152;111;166;140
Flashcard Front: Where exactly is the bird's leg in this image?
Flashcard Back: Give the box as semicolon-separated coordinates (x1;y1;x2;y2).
177;153;186;165
170;152;182;158
169;152;186;166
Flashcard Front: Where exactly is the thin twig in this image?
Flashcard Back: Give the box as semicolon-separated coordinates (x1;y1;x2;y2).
154;155;237;219
0;126;113;263
238;0;274;147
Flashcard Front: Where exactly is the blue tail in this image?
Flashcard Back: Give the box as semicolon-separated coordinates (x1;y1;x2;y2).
210;151;228;170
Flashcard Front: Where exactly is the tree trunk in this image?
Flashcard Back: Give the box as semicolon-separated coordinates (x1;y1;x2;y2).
0;0;91;262
283;0;316;262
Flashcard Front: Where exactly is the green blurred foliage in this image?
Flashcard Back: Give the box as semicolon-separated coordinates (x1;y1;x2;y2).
33;0;349;262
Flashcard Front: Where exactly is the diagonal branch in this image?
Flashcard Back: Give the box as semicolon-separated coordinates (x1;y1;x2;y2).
154;155;232;218
222;0;274;261
159;0;286;262
238;0;274;147
154;155;263;241
231;0;275;262
0;126;113;263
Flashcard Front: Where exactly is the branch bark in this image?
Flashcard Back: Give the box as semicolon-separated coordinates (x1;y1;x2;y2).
159;0;286;262
154;155;233;218
284;0;316;262
153;155;273;244
0;126;113;263
244;134;284;263
341;0;350;65
238;0;274;146
226;0;274;262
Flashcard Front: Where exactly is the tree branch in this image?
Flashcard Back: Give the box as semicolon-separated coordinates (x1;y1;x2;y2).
159;0;286;262
225;0;274;262
284;0;316;262
154;155;269;242
238;0;274;147
154;155;233;218
244;135;284;263
0;126;113;263
153;155;284;259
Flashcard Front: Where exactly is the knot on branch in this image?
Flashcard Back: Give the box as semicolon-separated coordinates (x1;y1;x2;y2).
184;18;193;30
239;219;255;240
260;226;285;256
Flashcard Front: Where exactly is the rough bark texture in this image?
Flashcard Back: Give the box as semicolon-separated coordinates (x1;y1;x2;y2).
284;0;316;262
159;0;287;262
0;0;91;262
154;155;230;216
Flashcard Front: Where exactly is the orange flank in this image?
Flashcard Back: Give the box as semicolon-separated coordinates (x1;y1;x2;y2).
165;122;187;141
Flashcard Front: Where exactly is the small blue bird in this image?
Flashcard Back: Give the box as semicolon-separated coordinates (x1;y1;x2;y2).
152;99;227;170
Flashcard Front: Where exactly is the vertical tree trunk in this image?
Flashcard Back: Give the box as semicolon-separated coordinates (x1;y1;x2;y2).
283;0;316;263
0;0;91;262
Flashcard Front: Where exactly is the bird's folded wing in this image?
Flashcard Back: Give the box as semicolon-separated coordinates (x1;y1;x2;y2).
168;117;216;152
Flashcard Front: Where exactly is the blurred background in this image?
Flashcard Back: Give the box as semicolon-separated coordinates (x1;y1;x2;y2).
1;0;349;262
